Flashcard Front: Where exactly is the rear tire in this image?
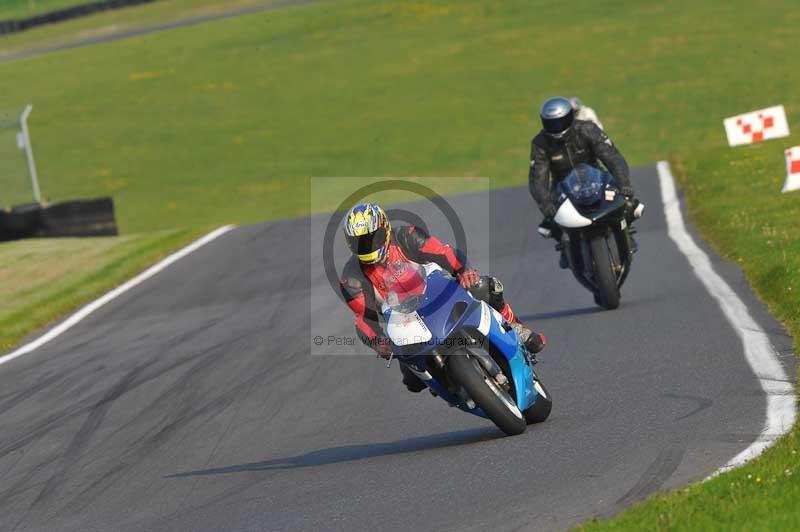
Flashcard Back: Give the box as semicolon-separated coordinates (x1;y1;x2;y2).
523;379;552;424
447;353;527;436
590;235;620;309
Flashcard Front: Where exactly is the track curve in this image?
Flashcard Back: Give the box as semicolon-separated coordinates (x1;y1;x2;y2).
0;165;794;531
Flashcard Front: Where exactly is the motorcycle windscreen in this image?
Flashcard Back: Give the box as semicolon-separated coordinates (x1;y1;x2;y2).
382;260;433;345
381;260;427;313
559;164;608;207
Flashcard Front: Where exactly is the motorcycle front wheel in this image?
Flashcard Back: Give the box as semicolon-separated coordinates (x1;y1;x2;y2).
447;353;527;436
589;234;620;309
523;378;552;424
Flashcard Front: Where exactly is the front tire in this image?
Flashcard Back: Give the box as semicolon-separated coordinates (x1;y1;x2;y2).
523;379;552;424
447;353;527;436
589;234;620;309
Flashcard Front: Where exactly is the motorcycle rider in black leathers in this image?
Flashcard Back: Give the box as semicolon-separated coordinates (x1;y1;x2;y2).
528;96;639;267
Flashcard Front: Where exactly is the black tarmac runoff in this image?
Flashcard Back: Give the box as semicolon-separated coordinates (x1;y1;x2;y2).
0;165;793;531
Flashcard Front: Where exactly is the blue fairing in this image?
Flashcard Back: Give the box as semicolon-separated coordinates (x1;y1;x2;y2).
384;269;540;416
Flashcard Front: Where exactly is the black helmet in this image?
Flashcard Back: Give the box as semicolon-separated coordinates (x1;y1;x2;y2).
540;96;575;139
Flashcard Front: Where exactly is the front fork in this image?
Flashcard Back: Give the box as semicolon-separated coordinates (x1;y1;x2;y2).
432;334;514;405
563;221;633;290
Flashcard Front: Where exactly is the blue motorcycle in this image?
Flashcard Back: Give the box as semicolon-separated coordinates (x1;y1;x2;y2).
381;262;551;436
549;164;644;309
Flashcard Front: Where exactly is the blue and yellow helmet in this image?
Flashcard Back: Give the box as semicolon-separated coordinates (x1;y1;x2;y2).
343;202;391;264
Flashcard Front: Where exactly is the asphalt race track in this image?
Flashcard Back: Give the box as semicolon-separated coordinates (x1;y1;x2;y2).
0;166;794;531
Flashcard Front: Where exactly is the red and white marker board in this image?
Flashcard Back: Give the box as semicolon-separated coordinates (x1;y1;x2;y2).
783;146;800;193
724;105;790;147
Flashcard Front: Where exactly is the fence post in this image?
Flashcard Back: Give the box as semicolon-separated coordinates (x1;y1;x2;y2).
20;104;41;203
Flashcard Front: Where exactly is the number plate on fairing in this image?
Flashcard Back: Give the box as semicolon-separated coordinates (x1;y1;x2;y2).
386;311;432;345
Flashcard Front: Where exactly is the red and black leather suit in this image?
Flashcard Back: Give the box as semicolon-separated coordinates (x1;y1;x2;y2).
339;225;521;351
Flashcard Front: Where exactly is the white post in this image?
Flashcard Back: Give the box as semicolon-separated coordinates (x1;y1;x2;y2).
20;104;41;203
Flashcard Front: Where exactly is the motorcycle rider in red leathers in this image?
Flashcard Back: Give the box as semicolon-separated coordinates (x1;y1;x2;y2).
339;202;547;392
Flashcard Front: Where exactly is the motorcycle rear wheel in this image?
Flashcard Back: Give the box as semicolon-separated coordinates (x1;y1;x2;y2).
590;234;620;309
447;353;527;436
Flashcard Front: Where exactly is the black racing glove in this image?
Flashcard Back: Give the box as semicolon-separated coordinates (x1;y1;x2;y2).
620;185;635;199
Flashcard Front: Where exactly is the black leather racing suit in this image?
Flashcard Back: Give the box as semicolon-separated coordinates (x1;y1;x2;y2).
528;120;632;218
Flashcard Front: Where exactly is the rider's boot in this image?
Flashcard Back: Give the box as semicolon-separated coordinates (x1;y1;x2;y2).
499;303;547;354
400;364;426;393
629;232;639;254
556;243;569;269
540;219;568;269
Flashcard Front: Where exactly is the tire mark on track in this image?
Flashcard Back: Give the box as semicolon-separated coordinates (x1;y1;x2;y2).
56;341;234;517
59;340;311;518
598;447;685;520
0;354;114;417
8;363;149;531
0;454;60;508
0;356;196;462
0;318;229;473
29;362;148;509
661;392;714;421
0;372;78;415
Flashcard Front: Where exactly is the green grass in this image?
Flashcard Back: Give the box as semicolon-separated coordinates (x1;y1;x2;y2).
675;146;800;343
0;0;797;234
0;0;279;56
0;0;89;20
0;117;33;206
579;431;800;530
0;228;194;351
0;0;798;527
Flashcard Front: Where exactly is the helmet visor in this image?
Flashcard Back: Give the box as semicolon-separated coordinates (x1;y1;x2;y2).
543;114;574;137
346;227;388;263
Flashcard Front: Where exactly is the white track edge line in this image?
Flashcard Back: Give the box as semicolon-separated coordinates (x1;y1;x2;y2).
0;224;236;367
656;161;796;477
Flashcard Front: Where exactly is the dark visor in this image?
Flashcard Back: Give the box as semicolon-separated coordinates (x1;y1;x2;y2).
346;227;387;256
543;114;574;136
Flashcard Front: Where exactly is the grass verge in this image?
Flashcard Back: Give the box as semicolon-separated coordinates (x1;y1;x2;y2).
0;228;194;352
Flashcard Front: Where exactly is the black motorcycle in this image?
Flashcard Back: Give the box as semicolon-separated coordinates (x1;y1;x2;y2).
541;164;643;309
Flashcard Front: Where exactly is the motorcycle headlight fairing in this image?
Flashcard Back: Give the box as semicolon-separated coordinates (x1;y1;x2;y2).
554;199;592;228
